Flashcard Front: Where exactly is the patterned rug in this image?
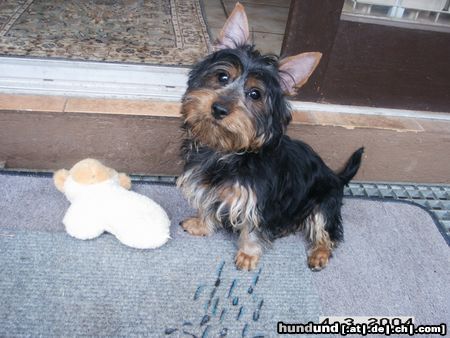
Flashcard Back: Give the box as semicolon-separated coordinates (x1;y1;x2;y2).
0;0;211;65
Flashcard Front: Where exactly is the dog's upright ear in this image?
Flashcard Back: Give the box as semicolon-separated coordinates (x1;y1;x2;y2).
216;2;250;50
279;52;322;96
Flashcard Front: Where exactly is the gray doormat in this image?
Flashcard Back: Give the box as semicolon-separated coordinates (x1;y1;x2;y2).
0;173;320;337
0;173;449;337
344;182;450;241
315;199;450;325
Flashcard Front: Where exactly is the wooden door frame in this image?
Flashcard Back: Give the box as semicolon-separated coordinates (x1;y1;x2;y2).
281;0;345;102
282;0;450;112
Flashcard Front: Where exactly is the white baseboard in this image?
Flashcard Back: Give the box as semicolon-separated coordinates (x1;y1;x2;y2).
0;57;189;101
290;101;450;121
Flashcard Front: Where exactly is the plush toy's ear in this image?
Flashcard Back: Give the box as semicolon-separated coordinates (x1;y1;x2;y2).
53;169;69;192
118;173;132;190
215;2;250;50
279;52;322;96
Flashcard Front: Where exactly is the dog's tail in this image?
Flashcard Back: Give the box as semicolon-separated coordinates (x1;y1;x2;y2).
338;147;364;185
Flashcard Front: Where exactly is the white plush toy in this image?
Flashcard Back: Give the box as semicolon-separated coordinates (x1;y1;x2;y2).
53;158;170;249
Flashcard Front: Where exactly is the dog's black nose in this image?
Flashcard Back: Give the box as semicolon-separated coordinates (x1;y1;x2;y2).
211;102;229;119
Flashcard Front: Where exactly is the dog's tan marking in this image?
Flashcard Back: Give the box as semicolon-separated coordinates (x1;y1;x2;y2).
194;63;242;90
244;76;270;145
217;184;237;204
235;225;263;270
180;217;212;236
210;62;241;82
245;76;265;95
308;245;331;271
303;210;334;271
181;88;261;152
216;182;259;229
177;170;219;231
235;250;260;271
304;211;328;245
224;63;241;80
221;102;258;151
179;171;260;230
181;89;217;123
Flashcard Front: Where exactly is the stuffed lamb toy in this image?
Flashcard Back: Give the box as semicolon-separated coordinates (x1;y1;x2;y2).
54;158;170;249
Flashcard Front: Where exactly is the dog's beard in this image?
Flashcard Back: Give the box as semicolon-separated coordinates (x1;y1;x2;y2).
181;90;260;152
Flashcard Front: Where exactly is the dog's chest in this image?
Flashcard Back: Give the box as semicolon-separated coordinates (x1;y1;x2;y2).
177;165;260;228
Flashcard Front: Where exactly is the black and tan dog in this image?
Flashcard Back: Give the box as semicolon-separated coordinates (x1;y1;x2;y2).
177;3;363;271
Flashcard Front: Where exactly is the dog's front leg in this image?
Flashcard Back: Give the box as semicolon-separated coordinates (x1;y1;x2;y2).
180;214;214;236
235;226;263;271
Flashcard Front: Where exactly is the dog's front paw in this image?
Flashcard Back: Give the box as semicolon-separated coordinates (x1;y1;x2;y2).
235;250;260;271
307;246;331;271
180;217;211;236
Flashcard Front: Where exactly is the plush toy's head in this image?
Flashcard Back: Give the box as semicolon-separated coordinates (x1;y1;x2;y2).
54;158;131;193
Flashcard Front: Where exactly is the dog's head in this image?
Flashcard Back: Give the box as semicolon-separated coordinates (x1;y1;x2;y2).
181;2;321;153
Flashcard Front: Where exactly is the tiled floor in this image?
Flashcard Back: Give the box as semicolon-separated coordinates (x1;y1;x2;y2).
203;0;291;55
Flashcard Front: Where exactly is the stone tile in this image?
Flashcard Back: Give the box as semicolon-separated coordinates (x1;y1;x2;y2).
209;28;284;54
203;0;227;28
0;94;66;112
208;27;221;43
239;0;291;8
222;2;289;34
253;31;284;55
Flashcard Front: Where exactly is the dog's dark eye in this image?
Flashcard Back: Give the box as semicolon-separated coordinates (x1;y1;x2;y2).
248;89;261;100
217;72;229;84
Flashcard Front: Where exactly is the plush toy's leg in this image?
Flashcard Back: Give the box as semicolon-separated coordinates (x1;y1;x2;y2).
64;221;104;240
114;228;169;249
63;207;104;240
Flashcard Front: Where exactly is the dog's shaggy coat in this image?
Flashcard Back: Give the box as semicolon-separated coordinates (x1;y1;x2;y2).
177;3;363;270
